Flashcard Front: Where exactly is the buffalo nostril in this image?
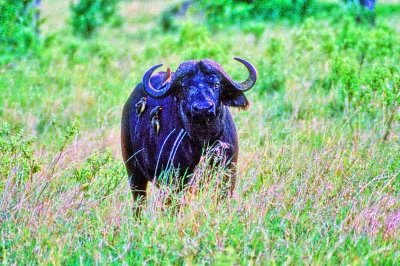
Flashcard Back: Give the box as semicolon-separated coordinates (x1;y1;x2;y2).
191;104;200;113
207;104;216;115
191;102;215;116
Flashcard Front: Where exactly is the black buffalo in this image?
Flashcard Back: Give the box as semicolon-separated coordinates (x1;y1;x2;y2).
121;58;257;209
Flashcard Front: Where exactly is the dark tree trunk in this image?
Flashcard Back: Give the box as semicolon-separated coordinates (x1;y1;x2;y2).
33;0;41;29
359;0;376;10
357;0;376;24
25;0;41;34
343;0;376;10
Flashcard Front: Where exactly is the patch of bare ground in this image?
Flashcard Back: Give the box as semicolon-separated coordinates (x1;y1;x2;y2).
49;127;121;173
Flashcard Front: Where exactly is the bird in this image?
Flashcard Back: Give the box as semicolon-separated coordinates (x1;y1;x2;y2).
150;106;163;135
135;97;147;116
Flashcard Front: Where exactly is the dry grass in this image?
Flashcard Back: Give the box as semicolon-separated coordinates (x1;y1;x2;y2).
1;0;399;264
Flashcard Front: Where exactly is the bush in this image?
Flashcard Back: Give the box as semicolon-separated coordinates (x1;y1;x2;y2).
160;1;194;32
70;0;121;37
146;23;229;61
342;0;376;24
0;0;40;64
198;0;317;27
69;150;124;199
0;123;41;192
329;21;400;138
258;38;286;94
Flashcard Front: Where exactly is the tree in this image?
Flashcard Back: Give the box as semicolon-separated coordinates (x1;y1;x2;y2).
23;0;41;33
343;0;376;10
359;0;376;10
0;0;41;63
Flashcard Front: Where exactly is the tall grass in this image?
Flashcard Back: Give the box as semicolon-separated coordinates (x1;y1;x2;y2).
1;0;399;264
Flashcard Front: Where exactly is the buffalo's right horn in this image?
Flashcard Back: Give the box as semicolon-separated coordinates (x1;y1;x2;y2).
142;64;173;98
231;57;257;92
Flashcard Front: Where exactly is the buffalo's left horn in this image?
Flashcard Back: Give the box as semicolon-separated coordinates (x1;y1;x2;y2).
142;64;173;98
232;57;257;92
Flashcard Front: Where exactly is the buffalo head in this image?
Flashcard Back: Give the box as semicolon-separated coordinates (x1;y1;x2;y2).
142;58;257;141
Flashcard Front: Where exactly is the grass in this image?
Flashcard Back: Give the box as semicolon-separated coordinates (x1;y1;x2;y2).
1;0;399;264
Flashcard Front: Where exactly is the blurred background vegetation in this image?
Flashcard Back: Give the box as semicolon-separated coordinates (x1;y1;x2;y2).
0;0;399;264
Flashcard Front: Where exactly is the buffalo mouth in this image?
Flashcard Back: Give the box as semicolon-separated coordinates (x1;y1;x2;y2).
184;116;223;142
205;117;214;126
189;116;217;126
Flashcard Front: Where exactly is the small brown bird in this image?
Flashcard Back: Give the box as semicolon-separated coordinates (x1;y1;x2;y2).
151;117;160;135
135;97;147;116
162;68;172;86
150;106;163;135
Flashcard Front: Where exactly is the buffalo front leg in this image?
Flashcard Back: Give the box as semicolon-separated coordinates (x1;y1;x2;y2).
127;169;148;216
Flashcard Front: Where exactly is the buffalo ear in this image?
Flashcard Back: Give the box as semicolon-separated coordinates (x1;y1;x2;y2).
221;89;249;109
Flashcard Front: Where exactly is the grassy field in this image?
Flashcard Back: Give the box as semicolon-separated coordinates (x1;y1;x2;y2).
1;0;399;264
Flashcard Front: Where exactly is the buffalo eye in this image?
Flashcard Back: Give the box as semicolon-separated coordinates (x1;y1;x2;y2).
180;81;189;91
214;82;220;90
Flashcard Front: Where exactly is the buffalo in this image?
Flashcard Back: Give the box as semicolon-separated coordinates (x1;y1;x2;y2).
121;58;257;211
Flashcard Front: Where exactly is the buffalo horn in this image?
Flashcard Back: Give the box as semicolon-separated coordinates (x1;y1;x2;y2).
142;64;173;98
231;57;257;92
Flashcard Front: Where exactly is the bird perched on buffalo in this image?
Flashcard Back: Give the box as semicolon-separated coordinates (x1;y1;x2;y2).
121;58;257;213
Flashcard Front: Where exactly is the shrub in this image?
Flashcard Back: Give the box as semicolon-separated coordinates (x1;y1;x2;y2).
0;123;41;192
198;0;317;27
160;1;194;32
69;150;124;199
70;0;121;37
258;38;286;94
329;21;400;138
342;0;376;24
146;23;228;61
0;0;40;64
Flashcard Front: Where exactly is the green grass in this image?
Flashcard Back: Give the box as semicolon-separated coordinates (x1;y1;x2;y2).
1;0;399;264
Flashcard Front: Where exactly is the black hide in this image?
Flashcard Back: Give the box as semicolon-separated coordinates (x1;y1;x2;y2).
121;58;257;207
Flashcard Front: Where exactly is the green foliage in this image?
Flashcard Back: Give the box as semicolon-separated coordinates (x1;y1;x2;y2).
70;0;121;37
330;21;400;130
198;0;317;27
277;17;400;128
160;6;179;32
146;23;229;61
242;22;266;42
1;0;400;264
69;150;124;199
160;1;194;32
0;0;40;64
0;123;41;191
259;38;286;94
342;0;376;24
